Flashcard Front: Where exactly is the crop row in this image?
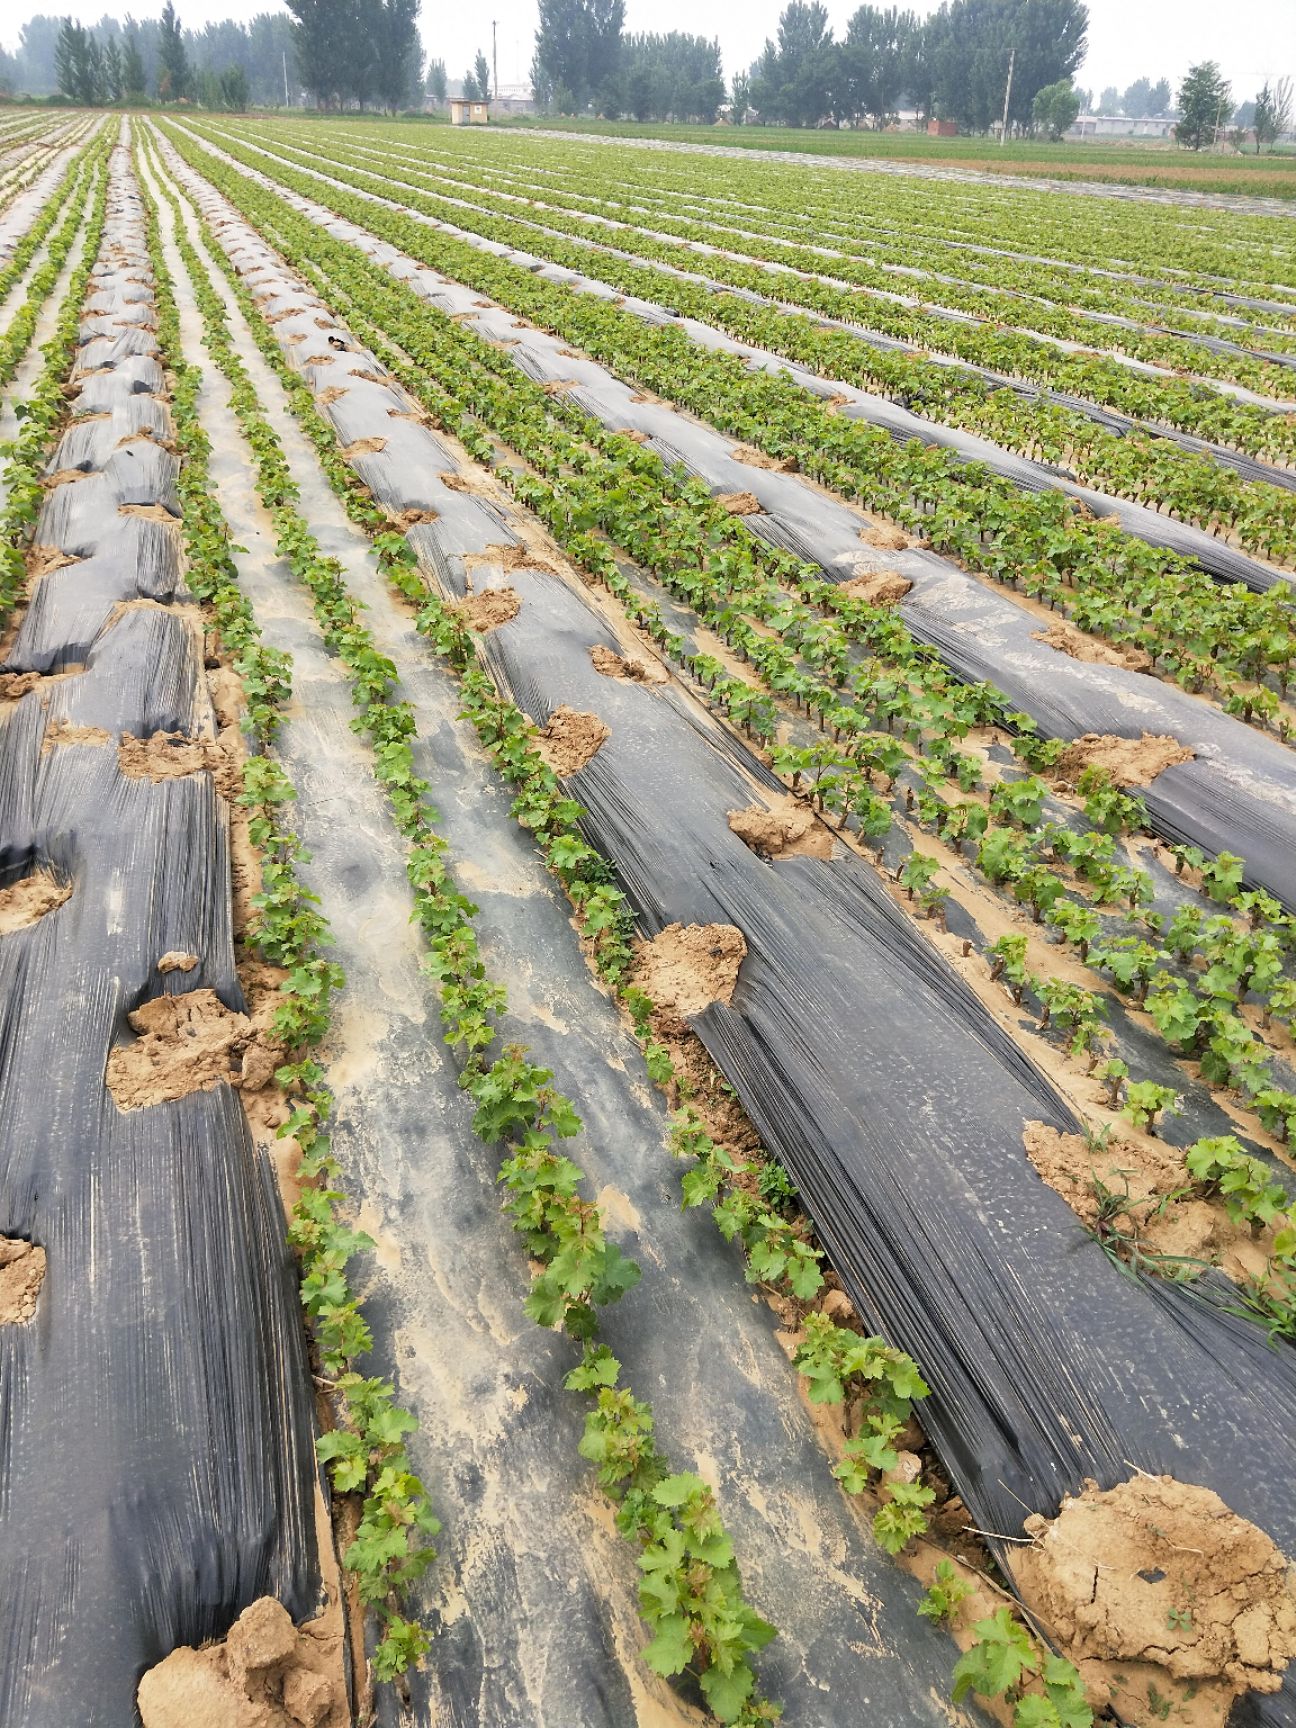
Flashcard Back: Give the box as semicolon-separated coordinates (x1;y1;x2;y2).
367;128;1296;353
212;122;1296;487
265;122;1296;405
389;123;1296;305
175;123;1296;736
321;125;1296;350
148;130;1129;1728
158;124;1296;1339
266;122;1296;561
138;125;802;1724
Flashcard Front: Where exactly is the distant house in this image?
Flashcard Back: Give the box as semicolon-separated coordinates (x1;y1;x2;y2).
450;97;490;125
927;118;957;137
493;83;536;116
1067;114;1177;139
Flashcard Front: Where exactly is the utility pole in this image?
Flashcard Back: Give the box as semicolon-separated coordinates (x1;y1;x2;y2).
999;46;1015;145
282;48;289;108
492;19;499;100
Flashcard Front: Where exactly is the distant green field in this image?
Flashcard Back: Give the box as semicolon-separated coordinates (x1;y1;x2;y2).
498;115;1296;198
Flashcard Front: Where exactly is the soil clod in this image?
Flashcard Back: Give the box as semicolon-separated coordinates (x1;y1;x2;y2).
839;570;914;606
1051;732;1194;789
451;586;521;632
0;1238;46;1324
589;643;668;684
633;922;747;1028
1035;618;1154;672
0;869;73;934
728;799;835;861
1016;1475;1296;1727
534;706;610;776
136;1596;348;1728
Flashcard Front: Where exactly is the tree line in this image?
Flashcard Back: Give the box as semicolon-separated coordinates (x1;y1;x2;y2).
3;8;295;108
533;0;1090;132
1;0;421;111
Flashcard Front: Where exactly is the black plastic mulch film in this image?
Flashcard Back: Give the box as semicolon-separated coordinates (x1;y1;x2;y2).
160;132;1296;1726
176;125;1296;916
0;147;320;1724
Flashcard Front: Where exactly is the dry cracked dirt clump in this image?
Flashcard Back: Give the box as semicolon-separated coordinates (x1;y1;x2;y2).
0;869;73;934
633;922;747;1029
0;1238;46;1324
589;643;668;684
1051;732;1194;790
1016;1475;1296;1728
534;706;610;776
839;570;914;607
858;518;910;551
728;799;835;861
137;1596;347;1728
106;989;281;1111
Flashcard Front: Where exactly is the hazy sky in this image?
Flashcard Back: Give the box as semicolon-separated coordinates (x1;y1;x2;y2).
6;0;1293;102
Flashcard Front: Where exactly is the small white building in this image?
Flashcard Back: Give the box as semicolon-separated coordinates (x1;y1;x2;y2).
1067;114;1177;139
449;97;491;125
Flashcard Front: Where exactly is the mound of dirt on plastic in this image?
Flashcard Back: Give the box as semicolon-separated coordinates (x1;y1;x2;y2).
535;706;609;776
589;644;668;684
733;444;797;472
716;490;762;516
0;1238;46;1324
452;587;522;632
41;719;111;752
1016;1475;1296;1728
1034;618;1154;673
839;570;914;607
0;869;72;934
1052;732;1194;789
118;731;240;799
1021;1123;1266;1283
157;951;199;974
107;989;279;1111
728;800;835;861
858;519;910;551
137;1596;347;1728
633;922;747;1028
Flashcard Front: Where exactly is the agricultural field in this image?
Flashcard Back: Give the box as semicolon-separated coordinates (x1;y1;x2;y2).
3;106;1296;1728
508;116;1296;200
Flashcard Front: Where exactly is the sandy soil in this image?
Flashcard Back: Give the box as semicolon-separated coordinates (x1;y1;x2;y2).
1034;617;1154;672
0;1237;46;1324
716;489;762;515
534;705;610;776
1016;1475;1296;1728
728;798;836;861
136;1597;348;1728
1022;1121;1273;1286
1052;732;1194;789
0;868;72;934
106;988;281;1111
589;642;668;684
451;586;522;632
839;569;914;606
633;922;747;1028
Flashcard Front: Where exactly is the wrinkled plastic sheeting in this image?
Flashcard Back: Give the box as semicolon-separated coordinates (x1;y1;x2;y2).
185;134;1296;913
168;149;1008;1728
451;545;1296;1722
209;125;1295;582
0;147;320;1725
173;135;1296;1725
